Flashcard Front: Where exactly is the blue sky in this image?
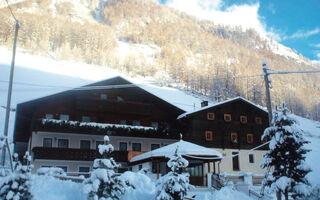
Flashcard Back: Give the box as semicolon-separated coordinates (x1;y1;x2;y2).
159;0;320;62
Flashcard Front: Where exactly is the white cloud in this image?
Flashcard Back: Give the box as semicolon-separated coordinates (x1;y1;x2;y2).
310;43;320;48
164;0;266;34
283;28;320;40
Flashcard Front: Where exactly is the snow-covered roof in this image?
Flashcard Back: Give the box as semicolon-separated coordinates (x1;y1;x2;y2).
130;140;222;163
177;96;268;119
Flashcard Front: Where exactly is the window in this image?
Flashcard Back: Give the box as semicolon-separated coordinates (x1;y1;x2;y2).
79;167;90;173
56;166;67;172
43;138;52;148
132;120;141;126
138;165;143;170
151;144;160;150
58;139;69;148
117;96;124;102
119;142;127;151
82;116;90;122
132;143;141;151
151;122;159;129
80;140;91;149
59;114;69;121
45;114;53;119
96;141;104;149
224;114;232;122
231;132;238;143
100;94;108;100
255;117;262;125
120;120;126;125
249;154;255;163
232;152;240;171
240;115;247;124
205;131;213;141
97;117;104;123
247;134;254;144
207;112;215;120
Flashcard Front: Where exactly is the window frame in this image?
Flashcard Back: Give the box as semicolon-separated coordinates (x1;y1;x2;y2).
240;115;247;124
100;93;108;100
255;117;262;125
132;143;142;152
119;142;128;151
78;166;90;173
119;120;127;125
45;114;54;120
59;114;69;121
249;154;255;164
132;120;141;126
56;166;68;172
151;122;159;129
230;132;238;143
43;138;53;148
57;139;69;148
81;116;91;122
151;144;160;151
207;112;215;120
205;131;213;141
80;140;91;150
247;133;254;144
224;114;232;122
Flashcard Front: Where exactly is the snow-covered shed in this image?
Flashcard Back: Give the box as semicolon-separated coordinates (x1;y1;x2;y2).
130;139;222;186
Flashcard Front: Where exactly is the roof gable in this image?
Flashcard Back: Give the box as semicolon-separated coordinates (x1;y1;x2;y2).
178;96;268;119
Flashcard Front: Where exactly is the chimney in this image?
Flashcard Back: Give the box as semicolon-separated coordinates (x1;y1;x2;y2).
201;101;208;108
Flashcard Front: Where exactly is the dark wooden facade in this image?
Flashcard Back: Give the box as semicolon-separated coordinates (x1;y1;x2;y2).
14;77;185;156
179;97;269;150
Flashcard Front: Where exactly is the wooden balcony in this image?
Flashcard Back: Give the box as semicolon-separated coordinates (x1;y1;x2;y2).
32;147;128;162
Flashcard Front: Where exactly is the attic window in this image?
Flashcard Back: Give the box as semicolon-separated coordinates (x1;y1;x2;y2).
207;112;215;120
100;94;108;100
59;114;69;121
231;132;238;143
224;114;232;122
205;131;213;141
247;133;254;144
117;96;124;102
255;117;262;125
82;116;90;122
240;115;247;124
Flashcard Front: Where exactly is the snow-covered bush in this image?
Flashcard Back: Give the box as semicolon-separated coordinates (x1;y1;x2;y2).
84;135;131;200
155;146;193;200
260;104;311;199
0;152;33;200
37;167;66;177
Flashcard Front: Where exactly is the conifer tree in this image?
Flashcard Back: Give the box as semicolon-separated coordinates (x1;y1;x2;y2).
0;152;33;200
84;136;130;200
260;104;311;200
155;146;192;200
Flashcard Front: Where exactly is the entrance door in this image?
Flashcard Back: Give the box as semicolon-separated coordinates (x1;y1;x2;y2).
187;163;203;186
232;152;240;171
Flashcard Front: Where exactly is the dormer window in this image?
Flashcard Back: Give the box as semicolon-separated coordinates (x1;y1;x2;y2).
120;120;126;125
231;132;238;143
224;114;232;122
100;94;108;100
255;117;262;125
207;112;215;120
117;96;124;102
133;120;141;126
240;115;247;124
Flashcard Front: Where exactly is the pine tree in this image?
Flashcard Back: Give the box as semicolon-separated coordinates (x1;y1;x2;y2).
84;136;130;200
260;104;311;200
155;146;193;200
0;152;33;200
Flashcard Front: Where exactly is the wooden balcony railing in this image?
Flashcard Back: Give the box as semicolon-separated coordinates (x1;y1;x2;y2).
32;147;128;162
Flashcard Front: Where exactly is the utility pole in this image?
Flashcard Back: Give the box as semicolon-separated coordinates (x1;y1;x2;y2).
262;61;273;125
1;21;19;167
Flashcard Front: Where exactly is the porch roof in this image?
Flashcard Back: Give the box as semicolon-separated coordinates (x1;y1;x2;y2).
130;139;222;163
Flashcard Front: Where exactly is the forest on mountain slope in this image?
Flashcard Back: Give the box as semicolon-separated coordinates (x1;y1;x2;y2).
0;0;319;120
